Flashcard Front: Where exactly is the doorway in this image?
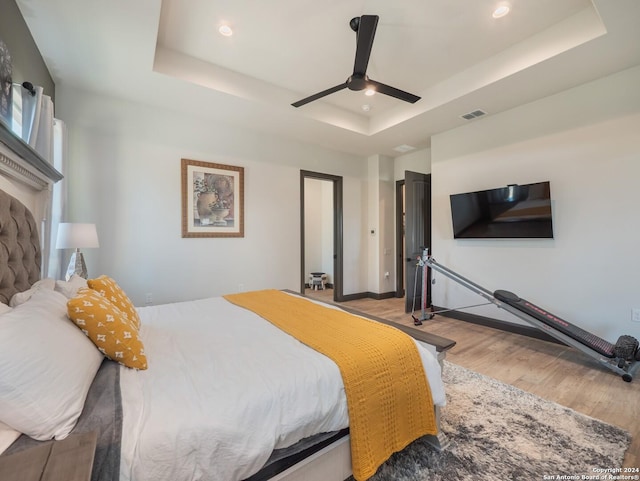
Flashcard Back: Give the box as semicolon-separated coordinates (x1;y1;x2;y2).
300;170;344;302
396;171;432;313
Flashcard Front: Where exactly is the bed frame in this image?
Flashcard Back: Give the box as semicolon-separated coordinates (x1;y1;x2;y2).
0;189;43;304
0;187;455;481
272;335;454;481
0;131;456;481
0;119;62;289
257;295;456;481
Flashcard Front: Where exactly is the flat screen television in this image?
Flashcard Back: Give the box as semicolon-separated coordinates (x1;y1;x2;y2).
450;181;553;239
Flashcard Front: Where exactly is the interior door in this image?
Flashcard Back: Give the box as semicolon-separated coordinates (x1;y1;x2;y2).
404;171;431;313
300;170;344;302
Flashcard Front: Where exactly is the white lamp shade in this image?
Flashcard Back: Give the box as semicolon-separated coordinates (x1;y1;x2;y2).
56;223;100;249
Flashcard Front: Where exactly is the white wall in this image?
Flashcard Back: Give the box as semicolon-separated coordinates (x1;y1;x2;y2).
431;65;640;342
56;87;368;305
319;181;334;282
304;178;333;284
394;148;430;181
367;155;395;294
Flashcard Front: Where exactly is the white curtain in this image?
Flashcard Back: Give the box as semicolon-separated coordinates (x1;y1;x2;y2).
22;85;54;163
20;85;38;144
45;118;67;279
11;83;55;164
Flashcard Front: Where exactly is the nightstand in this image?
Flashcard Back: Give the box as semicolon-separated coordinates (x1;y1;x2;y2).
0;431;97;481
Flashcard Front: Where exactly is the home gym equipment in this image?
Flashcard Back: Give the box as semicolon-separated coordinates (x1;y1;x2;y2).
410;252;432;326
411;250;487;325
418;248;640;381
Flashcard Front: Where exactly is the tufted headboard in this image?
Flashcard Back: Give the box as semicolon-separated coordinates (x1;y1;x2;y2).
0;189;41;305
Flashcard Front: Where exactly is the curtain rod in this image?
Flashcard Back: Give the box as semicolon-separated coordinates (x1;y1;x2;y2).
11;81;36;96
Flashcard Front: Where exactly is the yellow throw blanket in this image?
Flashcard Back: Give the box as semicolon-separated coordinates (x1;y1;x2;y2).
223;289;437;481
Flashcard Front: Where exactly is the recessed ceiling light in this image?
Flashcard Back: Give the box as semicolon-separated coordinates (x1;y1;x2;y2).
364;88;375;97
362;104;371;112
492;4;510;18
219;25;233;36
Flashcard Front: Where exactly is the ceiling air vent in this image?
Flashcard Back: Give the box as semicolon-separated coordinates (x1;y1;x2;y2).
461;109;487;120
393;144;416;153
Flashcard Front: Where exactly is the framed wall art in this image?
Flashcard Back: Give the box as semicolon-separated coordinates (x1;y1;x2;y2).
181;158;244;238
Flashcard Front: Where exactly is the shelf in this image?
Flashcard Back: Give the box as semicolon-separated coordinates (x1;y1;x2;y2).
0;119;63;189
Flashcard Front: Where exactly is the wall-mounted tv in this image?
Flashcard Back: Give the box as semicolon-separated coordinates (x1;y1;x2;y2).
450;181;553;239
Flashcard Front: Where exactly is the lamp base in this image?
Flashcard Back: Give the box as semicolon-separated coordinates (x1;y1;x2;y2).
65;249;88;281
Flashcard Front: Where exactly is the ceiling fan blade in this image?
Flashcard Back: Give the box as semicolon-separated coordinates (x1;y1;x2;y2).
291;83;348;107
353;15;379;76
368;79;421;104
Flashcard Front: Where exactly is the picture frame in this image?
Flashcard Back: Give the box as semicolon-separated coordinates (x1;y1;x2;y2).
181;158;244;238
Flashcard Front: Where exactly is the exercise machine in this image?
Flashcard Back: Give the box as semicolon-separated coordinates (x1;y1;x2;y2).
411;250;488;326
410;251;432;326
416;248;640;382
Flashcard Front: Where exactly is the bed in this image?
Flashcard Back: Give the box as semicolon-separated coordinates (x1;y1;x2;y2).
0;187;451;481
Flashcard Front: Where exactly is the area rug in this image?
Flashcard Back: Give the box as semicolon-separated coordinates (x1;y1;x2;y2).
349;361;631;481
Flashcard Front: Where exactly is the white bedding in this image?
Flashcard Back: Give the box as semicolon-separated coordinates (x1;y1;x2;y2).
119;294;445;481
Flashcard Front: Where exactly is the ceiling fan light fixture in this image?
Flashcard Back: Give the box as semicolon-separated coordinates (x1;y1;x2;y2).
492;4;510;19
291;15;421;108
364;88;376;97
218;24;233;36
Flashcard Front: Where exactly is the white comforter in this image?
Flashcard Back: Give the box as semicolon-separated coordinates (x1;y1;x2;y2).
119;294;445;481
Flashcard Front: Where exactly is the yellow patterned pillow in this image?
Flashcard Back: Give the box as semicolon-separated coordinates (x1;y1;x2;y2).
87;275;140;329
67;288;148;370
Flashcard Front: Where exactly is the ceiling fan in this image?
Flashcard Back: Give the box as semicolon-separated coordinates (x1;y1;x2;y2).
291;15;421;108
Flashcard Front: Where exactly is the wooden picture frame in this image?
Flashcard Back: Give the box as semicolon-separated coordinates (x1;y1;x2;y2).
181;158;244;238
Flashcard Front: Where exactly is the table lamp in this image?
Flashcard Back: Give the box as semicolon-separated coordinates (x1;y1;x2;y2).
56;223;99;280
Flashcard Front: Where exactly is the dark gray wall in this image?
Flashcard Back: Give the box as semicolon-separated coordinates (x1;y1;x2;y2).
0;0;55;100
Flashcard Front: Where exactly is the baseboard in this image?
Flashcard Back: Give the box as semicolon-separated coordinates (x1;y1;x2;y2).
432;305;564;345
340;291;396;302
369;291;396;300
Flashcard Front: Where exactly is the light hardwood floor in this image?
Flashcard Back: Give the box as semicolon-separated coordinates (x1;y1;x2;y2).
305;289;639;468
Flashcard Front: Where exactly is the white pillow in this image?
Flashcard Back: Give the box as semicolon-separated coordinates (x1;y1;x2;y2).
0;303;11;315
9;278;56;307
0;288;103;441
54;274;89;299
0;420;21;455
